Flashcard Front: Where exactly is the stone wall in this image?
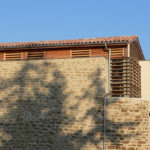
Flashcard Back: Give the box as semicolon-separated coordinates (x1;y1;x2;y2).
106;98;149;150
0;57;149;150
0;57;107;150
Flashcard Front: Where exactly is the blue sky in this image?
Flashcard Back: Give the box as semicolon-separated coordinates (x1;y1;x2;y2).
0;0;150;59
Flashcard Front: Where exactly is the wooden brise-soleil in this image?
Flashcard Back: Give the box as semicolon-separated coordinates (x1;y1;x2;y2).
109;47;141;98
111;58;141;98
5;52;22;60
4;51;45;60
110;48;124;57
27;51;44;59
70;49;91;58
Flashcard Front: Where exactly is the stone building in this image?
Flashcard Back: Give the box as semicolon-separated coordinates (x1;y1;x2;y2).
0;35;149;149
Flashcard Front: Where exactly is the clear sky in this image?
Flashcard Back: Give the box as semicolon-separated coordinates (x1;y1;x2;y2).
0;0;150;59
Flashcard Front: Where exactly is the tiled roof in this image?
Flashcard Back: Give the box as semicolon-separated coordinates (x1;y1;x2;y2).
0;35;138;48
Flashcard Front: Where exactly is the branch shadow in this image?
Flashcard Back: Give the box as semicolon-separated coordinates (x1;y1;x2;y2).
0;61;72;150
74;68;140;149
0;61;140;150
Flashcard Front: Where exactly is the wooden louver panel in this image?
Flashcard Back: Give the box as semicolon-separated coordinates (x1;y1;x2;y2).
129;59;141;98
110;48;124;58
111;58;141;98
130;41;144;61
5;52;21;60
27;51;44;59
71;49;90;58
111;58;130;97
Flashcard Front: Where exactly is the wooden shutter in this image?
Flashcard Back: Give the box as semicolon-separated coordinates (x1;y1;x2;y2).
110;48;124;58
5;52;22;60
27;51;44;59
71;49;91;58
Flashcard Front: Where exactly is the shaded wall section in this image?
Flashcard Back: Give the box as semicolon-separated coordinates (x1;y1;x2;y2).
0;57;149;150
0;57;108;150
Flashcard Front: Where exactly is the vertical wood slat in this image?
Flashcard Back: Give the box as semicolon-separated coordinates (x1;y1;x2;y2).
4;52;6;60
22;52;27;60
44;51;45;59
89;49;91;57
0;53;4;60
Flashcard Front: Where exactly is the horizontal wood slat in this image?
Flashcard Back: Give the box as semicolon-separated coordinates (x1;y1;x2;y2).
71;49;90;58
110;48;124;58
111;58;141;98
5;52;22;60
27;51;44;59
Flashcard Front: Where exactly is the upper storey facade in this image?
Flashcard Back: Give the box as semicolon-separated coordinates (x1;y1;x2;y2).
0;35;144;61
0;35;144;98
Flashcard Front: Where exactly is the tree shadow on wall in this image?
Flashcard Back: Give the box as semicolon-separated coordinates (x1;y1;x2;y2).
0;61;140;150
0;61;72;150
67;68;140;149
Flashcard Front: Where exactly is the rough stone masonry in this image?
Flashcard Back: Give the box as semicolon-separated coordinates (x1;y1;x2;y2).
0;57;149;150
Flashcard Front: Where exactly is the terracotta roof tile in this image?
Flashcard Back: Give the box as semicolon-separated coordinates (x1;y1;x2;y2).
0;35;138;48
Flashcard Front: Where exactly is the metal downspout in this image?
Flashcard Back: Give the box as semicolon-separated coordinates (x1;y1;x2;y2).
103;43;111;150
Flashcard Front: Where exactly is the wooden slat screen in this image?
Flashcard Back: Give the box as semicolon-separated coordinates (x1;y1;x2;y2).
130;59;141;98
111;58;141;98
111;58;130;97
27;51;44;60
130;41;144;61
71;49;91;58
110;48;124;58
5;52;22;60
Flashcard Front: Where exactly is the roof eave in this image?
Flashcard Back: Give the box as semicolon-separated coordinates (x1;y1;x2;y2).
0;41;129;50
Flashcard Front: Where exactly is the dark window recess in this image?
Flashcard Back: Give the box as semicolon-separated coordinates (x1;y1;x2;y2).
71;49;91;58
27;51;44;59
5;52;22;60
